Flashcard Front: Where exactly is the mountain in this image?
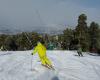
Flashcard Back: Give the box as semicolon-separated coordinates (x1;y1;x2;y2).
0;24;65;35
0;25;22;34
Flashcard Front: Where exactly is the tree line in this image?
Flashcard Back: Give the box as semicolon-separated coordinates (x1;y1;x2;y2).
0;14;100;53
58;14;100;53
0;32;40;51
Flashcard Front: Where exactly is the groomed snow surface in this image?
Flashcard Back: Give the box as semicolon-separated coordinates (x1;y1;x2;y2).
0;50;100;80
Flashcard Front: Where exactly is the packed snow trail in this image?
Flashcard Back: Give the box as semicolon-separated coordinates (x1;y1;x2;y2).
0;50;100;80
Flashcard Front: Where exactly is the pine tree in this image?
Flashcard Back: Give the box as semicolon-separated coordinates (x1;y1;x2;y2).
4;36;18;51
63;28;74;50
75;14;89;51
89;22;100;52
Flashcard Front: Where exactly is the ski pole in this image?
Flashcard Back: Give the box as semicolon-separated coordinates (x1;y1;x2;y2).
31;54;37;71
31;55;33;70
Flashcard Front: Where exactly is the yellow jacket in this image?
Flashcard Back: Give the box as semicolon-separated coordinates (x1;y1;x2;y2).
32;42;52;66
32;42;46;58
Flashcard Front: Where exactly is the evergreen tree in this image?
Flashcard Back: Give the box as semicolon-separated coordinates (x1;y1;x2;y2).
63;28;74;50
75;14;89;51
16;32;33;50
4;36;18;51
89;22;100;52
0;34;8;50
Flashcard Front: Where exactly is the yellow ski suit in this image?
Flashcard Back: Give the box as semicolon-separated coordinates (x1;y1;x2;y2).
32;42;52;66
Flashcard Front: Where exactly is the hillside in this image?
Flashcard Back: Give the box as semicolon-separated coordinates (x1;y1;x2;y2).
0;51;100;80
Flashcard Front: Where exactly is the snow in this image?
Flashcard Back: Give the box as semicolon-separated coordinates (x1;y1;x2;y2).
0;50;100;80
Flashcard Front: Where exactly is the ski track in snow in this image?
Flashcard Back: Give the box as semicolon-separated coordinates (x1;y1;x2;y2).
0;50;100;80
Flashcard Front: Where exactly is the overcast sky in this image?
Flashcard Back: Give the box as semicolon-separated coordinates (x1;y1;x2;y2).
0;0;100;32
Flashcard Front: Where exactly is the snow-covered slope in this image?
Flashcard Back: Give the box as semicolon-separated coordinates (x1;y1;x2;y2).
0;50;100;80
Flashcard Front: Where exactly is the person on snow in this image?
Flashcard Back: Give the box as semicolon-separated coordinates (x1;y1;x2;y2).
31;39;53;69
47;41;55;50
77;44;83;57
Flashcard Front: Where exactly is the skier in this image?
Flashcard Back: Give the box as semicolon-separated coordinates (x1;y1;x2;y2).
77;45;83;57
47;41;55;50
31;39;53;69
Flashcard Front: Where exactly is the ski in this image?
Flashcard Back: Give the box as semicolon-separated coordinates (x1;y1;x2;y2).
41;64;55;70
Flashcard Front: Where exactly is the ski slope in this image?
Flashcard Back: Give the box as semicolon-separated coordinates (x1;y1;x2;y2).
0;50;100;80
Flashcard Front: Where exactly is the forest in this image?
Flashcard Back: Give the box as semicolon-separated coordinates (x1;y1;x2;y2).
0;14;100;54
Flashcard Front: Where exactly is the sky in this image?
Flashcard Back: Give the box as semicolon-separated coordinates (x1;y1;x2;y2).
0;0;100;33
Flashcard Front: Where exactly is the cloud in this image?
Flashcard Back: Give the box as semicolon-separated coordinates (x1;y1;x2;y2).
0;0;100;33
